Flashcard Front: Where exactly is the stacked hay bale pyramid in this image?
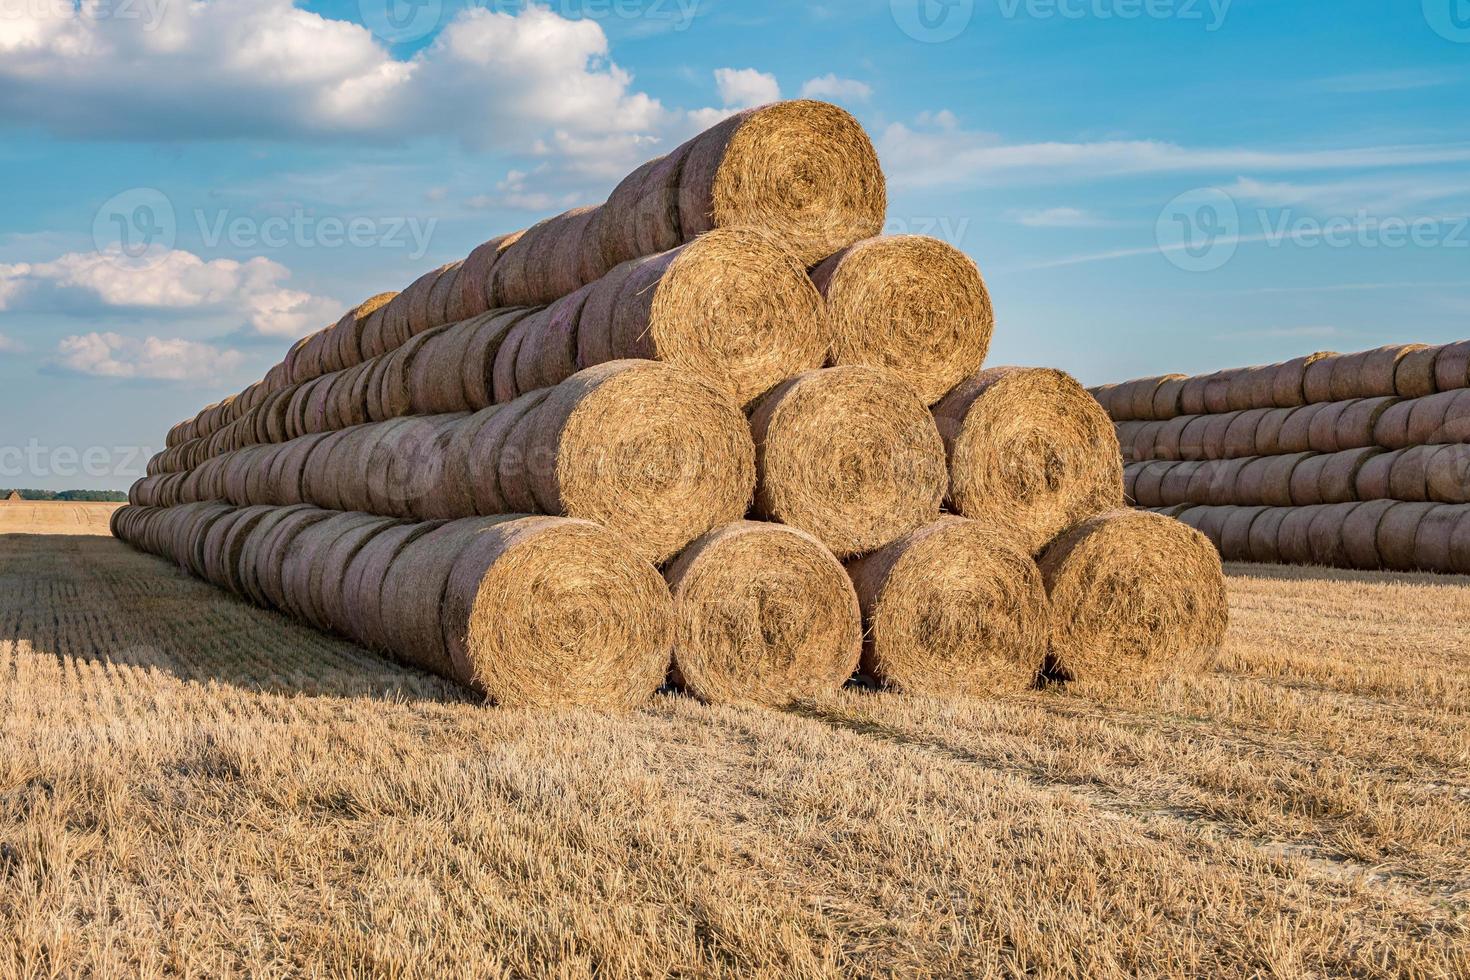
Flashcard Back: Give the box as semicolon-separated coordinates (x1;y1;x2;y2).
1093;343;1470;574
114;100;1229;708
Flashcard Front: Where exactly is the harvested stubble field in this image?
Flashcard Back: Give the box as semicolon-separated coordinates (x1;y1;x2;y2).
2;503;1469;976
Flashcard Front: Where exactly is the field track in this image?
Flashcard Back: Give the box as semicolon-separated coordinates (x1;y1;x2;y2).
2;503;1468;976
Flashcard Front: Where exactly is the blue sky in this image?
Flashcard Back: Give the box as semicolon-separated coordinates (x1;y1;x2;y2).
1;0;1467;490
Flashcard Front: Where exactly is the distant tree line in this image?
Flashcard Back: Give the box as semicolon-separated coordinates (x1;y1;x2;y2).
1;489;129;502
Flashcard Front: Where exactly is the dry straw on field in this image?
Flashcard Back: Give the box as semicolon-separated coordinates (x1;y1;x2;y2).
1039;509;1228;683
933;367;1123;554
846;516;1048;697
810;235;993;405
663;521;862;706
750;366;947;558
440;516;674;709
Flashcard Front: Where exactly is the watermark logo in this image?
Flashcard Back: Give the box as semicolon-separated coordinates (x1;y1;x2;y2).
0;441;154;481
882;215;973;247
0;0;170;31
892;0;974;42
1155;188;1239;272
92;188;177;270
1423;0;1470;42
358;0;443;44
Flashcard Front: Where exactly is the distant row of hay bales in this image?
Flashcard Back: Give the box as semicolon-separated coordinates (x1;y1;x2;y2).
1098;341;1470;573
118;100;1229;707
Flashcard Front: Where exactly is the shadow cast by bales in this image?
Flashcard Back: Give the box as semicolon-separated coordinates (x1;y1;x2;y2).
1223;560;1470;589
0;533;478;706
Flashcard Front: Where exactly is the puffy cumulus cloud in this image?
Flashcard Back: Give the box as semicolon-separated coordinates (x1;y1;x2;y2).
53;333;245;382
0;1;666;165
0;248;339;338
799;74;871;102
713;68;781;110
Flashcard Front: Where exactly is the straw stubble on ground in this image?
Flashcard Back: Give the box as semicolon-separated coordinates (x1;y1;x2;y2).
2;503;1468;976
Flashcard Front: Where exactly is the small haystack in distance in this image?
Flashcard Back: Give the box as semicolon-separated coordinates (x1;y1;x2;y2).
846;516;1048;697
811;236;993;405
1039;509;1228;684
663;521;862;706
750;365;947;558
933;367;1124;554
440;517;674;708
4;491;21;502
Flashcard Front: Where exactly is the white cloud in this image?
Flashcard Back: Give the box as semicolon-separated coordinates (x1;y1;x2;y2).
713;68;781;110
1225;175;1470;217
799;74;872;102
879;111;1470;189
0;248;339;338
1012;207;1109;228
0;332;23;353
53;333;244;382
0;1;666;170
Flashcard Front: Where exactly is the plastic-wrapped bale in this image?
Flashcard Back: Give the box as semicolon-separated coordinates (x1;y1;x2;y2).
810;236;993;405
846;517;1047;697
1038;510;1228;683
663;522;862;706
750;366;947;559
932;367;1124;554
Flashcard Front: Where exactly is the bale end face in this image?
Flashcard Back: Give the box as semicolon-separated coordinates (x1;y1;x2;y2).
847;516;1048;697
1039;509;1228;684
665;521;861;706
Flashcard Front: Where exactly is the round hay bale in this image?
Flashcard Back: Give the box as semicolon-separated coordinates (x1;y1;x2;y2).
1122;461;1142;502
282;511;386;628
494;401;547;516
1302;354;1342;404
933;367;1123;553
811;236;993;405
1405;390;1465;445
1334;396;1398;451
676;99;886;266
1339;499;1395;570
1160;459;1205;506
466;391;552;516
599;152;687;271
1327;349;1376;402
317;515;402;637
379;517;519;678
1039;510;1227;683
1129;421;1165;465
578;228;829;407
664;521;861;706
1124;377;1166;421
1433;340;1470;393
1377;502;1439;572
1270;352;1336;408
1177;416;1213;462
1371;398;1414;450
1306;399;1351;453
752;366;947;559
408;323;475;417
256;508;332;612
1153;377;1187;420
1114;421;1146;463
1318;446;1383;503
1203;370;1239;416
1223;408;1269;457
1220;505;1268;561
515;287;589;395
1184;459;1220;507
1450;509;1470;575
235;504;314;609
367;416;463;519
1276;505;1327;566
427;262;462;328
440;516;674;707
457;309;533;409
848;516;1047;696
1357;344;1428;398
1426;445;1470;504
1277;402;1327;454
1190;504;1232;549
1199;411;1241;460
1208;457;1254;506
454;233;520;322
1354;449;1399;501
1303;503;1356;567
491;309;538;404
341;519;447;653
1256;452;1314;508
1442;390;1470;443
1413;504;1465;574
1387;445;1436;501
1247;507;1289;564
1237;365;1278;411
515;360;756;565
1130;460;1173;508
1179;375;1212;417
1154;415;1193;461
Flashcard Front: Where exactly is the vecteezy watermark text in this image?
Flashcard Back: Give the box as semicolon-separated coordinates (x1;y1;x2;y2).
0;441;154;481
892;0;1231;42
0;0;169;30
93;188;438;268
